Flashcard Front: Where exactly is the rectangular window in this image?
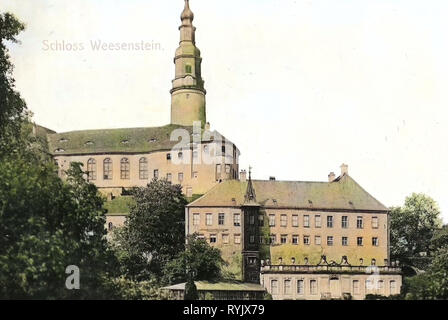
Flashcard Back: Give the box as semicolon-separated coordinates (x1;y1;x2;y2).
372;237;379;246
222;234;229;244
303;235;310;245
292;215;299;227
292;235;299;245
210;234;217;243
281;214;287;227
281;235;287;244
390;281;397;294
315;236;321;245
269;214;276;227
218;213;225;225
342;216;348;228
166;173;172;182
327;236;334;246
258;215;264;226
327;216;334;228
310;280;318;295
153;169;159;179
372;217;379;229
304;215;310;228
270;234;276;245
178;172;184;182
353;280;360;295
225;164;231;174
166;153;171;160
297;280;304;295
284;280;292;295
250;235;255;244
357;216;364;229
315;215;321;228
357;237;363;246
234;234;241;244
271;280;278;295
206;213;213;226
250;214;255;225
233;213;241;227
259;236;264;244
342;237;348;246
193;213;200;226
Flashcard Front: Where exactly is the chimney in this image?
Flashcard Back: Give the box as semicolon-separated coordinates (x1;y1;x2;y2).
269;176;276;181
240;170;247;182
328;172;336;182
340;163;348;176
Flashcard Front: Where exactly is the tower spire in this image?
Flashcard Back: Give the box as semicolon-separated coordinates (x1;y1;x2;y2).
170;0;206;127
245;166;257;204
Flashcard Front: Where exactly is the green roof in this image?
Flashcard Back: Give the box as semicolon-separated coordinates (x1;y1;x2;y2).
188;175;388;212
47;124;235;156
163;281;265;292
104;196;135;215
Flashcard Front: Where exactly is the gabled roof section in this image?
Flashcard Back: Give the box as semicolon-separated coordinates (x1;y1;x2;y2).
188;174;388;212
47;124;238;156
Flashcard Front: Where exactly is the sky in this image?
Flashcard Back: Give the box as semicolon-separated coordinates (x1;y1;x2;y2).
2;0;448;222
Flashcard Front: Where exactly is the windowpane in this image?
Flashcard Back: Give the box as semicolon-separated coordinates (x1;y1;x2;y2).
87;158;96;181
310;280;318;295
206;213;213;226
327;216;333;228
372;217;379;229
304;215;310;228
219;213;225;225
120;158;130;179
193;213;200;226
357;216;364;229
269;214;276;227
139;158;148;180
342;216;348;228
292;215;299;227
103;158;113;180
327;236;334;246
297;280;304;295
233;213;241;226
315;215;322;228
281;215;287;227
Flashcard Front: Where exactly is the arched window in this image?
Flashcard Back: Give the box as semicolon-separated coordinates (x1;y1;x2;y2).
139;157;148;180
87;158;96;181
103;158;113;180
120;158;130;179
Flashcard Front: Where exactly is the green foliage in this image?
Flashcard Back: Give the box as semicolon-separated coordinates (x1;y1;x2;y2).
184;276;198;300
163;234;226;285
0;159;118;299
0;13;29;156
390;193;443;264
111;179;187;282
104;277;164;300
263;292;273;300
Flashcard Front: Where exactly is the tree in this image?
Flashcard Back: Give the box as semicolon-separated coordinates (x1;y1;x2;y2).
0;161;118;299
404;247;448;300
0;13;28;156
390;193;443;264
112;179;187;282
162;234;226;285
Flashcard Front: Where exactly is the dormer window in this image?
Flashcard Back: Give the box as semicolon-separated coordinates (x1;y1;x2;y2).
149;138;157;143
54;148;65;153
121;140;129;144
85;141;94;146
59;138;68;143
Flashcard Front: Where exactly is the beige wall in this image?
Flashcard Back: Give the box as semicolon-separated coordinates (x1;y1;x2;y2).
262;209;389;266
105;215;126;231
187;207;389;267
55;141;239;197
261;271;402;300
187;207;244;260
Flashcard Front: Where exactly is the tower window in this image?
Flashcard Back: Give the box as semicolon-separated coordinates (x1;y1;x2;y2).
87;158;97;181
185;65;192;73
103;158;113;180
139;158;148;180
120;158;130;180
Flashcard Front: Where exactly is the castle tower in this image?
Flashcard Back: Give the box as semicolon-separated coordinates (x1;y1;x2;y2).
170;0;207;127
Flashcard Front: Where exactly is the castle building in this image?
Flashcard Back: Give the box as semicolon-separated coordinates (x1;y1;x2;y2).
35;1;402;299
186;165;402;300
41;0;240;229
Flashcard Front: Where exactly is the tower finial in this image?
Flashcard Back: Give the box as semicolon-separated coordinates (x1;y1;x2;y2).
181;0;194;22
